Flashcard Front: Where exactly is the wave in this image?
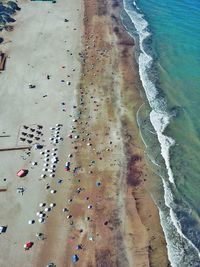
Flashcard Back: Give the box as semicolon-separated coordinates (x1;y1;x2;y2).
122;0;200;265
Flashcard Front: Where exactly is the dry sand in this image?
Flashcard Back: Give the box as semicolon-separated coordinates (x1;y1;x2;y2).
0;0;83;266
0;0;170;267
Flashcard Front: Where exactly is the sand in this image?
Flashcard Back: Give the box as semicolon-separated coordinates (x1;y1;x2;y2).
0;0;83;266
0;0;170;266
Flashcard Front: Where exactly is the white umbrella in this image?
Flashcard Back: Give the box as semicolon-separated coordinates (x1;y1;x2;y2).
50;174;55;178
39;203;46;207
32;162;37;166
50;189;56;194
44;207;51;212
43;163;48;167
38;218;45;223
49;203;55;208
40;174;46;178
28;220;35;224
42;168;48;172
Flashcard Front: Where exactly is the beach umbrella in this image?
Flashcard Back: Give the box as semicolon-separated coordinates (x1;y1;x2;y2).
38;218;45;223
88;205;92;209
40;174;46;178
31;162;37;166
62;208;68;212
96;181;101;187
42;168;48;172
24;242;33;250
44;207;51;212
49;203;56;208
72;254;79;263
50;174;55;178
35;144;43;149
43;163;48;167
39;203;46;207
28;220;35;224
46;263;56;267
39;213;45;218
52;148;57;151
76;244;82;250
50;189;56;194
40;151;45;155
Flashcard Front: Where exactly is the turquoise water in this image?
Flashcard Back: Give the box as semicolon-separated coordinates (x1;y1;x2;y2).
122;0;200;266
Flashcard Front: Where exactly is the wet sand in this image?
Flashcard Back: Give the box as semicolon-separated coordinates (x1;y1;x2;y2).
0;0;170;266
61;0;170;266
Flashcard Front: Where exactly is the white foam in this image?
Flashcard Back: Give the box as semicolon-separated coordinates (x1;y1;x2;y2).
123;0;175;184
123;0;200;264
161;178;200;264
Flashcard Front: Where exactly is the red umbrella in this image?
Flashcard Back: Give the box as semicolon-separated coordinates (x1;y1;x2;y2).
24;242;33;250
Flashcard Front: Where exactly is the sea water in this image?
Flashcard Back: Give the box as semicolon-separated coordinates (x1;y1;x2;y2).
122;0;200;266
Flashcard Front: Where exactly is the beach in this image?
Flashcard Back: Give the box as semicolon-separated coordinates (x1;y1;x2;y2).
0;0;170;266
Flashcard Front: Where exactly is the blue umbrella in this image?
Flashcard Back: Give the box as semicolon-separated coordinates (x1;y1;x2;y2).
72;254;79;263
